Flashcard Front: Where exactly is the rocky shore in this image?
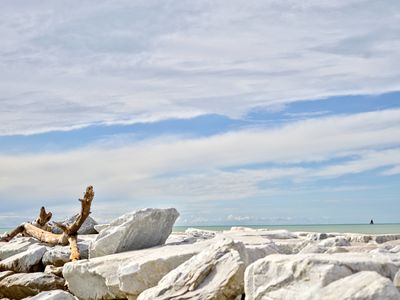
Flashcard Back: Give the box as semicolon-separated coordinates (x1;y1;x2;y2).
1;208;400;299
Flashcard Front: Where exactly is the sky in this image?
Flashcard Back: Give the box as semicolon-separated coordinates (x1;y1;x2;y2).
0;0;399;226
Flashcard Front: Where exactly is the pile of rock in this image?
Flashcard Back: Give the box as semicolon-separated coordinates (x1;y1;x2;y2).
2;208;400;299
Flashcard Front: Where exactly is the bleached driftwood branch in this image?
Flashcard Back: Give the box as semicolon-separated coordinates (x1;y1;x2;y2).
0;186;94;261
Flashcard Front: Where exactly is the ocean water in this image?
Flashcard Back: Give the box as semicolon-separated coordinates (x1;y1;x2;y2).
1;224;400;235
173;223;400;234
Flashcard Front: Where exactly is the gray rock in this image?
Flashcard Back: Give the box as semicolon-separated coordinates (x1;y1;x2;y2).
51;215;97;235
325;246;349;254
89;208;179;258
0;246;47;272
307;232;328;241
244;253;399;300
374;234;400;244
0;237;41;260
29;290;77;300
42;241;89;267
44;265;63;277
0;272;65;299
315;271;400;300
318;236;350;247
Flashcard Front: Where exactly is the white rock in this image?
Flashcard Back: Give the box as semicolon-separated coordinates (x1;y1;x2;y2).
42;240;89;267
394;270;400;288
63;240;212;300
325;246;349;254
89;208;179;258
165;233;199;245
51;215;98;235
318;236;350;247
307;232;328;241
138;238;249;300
93;223;109;233
29;290;77;300
0;237;41;260
185;228;217;239
0;271;13;281
299;243;327;254
244;253;399;300
314;271;400;300
0;272;65;299
0;246;47;272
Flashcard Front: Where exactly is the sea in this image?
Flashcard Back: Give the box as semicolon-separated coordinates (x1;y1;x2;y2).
1;224;400;235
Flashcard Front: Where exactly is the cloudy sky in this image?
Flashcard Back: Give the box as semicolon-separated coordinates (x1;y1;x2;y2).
1;0;400;226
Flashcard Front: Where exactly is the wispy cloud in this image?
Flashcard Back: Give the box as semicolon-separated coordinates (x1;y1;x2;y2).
1;0;400;135
0;109;399;219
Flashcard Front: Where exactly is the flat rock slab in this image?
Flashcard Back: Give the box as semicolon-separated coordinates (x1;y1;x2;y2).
0;272;65;299
0;246;47;272
64;240;212;300
0;237;42;260
245;252;400;300
29;289;78;300
89;208;179;258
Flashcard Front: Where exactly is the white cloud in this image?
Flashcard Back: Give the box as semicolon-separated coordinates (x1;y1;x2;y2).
0;109;399;208
1;0;400;135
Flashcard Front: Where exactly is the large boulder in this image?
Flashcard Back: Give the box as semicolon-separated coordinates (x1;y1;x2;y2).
89;208;179;258
244;253;399;300
0;246;47;272
51;215;98;235
138;238;273;300
0;272;65;299
63;240;212;300
0;237;41;260
29;290;78;300
314;271;400;300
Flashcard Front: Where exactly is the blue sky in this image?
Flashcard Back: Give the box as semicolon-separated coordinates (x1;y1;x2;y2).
0;0;400;226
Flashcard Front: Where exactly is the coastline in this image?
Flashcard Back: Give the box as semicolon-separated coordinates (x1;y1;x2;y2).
2;223;400;235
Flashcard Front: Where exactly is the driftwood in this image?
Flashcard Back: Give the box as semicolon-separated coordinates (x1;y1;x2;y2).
0;186;94;261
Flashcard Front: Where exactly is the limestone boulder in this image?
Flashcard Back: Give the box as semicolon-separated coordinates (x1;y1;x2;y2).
51;215;97;235
138;239;247;300
314;271;400;300
138;237;276;300
244;253;399;300
29;290;77;300
0;272;65;299
0;237;41;260
93;224;109;233
0;271;13;281
89;208;179;258
374;234;400;244
63;240;212;300
44;265;63;277
42;240;89;267
318;236;350;247
0;246;47;272
394;270;400;288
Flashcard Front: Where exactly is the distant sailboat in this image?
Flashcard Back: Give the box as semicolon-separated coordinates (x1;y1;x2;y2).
370;219;374;225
